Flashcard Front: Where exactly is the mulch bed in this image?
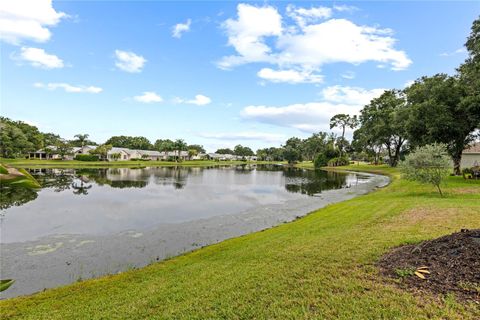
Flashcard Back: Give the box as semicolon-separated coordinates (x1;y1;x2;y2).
378;229;480;303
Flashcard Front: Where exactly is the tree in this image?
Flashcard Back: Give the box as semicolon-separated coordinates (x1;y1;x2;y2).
188;149;198;159
187;144;205;153
405;74;478;175
0;121;33;158
399;143;451;197
352;127;384;165
356;90;408;167
173;139;187;162
105;136;153;150
283;137;303;164
233;145;254;157
154;139;175;152
256;147;284;161
55;140;73;160
215;148;234;154
330;114;358;158
90;144;112;160
43;133;62;146
110;153;121;161
74;134;89;147
302;132;329;161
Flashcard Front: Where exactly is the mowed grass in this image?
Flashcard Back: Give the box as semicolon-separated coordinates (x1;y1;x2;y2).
0;158;280;169
1;165;479;319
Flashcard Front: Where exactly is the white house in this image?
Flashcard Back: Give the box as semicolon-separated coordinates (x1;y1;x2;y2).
106;148;191;161
461;143;480;168
107;147;146;161
29;145;96;160
206;153;257;161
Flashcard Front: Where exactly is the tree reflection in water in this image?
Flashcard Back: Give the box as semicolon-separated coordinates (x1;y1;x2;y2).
283;168;349;196
1;166;357;211
0;184;38;211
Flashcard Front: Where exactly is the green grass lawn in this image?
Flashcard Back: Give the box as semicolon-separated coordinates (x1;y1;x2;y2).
1;165;479;319
0;158;281;169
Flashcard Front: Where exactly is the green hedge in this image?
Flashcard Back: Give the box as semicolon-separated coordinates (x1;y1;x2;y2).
74;154;99;161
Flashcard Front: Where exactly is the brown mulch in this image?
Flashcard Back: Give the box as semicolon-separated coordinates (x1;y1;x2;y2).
378;229;480;303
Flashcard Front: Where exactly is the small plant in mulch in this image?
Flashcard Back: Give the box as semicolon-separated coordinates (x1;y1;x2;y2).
378;229;480;303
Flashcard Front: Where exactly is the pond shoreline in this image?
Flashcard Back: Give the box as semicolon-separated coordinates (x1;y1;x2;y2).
1;169;389;299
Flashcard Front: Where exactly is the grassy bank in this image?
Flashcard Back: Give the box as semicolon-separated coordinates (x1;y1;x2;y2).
1;165;479;319
0;158;283;169
0;164;41;188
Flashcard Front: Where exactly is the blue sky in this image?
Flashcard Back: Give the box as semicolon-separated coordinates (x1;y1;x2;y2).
1;1;478;152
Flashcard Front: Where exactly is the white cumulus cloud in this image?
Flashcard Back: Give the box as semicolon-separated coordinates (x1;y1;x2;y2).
187;94;211;106
0;0;67;44
34;82;102;93
321;85;385;105
133;91;163;103
114;50;146;73
257;68;323;84
286;5;332;28
217;3;282;70
173;94;212;105
218;4;412;83
172;19;191;38
17;47;64;68
241;85;385;133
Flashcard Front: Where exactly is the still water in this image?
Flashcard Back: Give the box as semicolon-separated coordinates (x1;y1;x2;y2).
0;165;388;297
2;165;366;243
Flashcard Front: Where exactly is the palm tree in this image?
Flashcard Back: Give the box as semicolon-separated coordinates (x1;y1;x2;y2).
74;134;89;147
174;139;187;162
329;114;358;158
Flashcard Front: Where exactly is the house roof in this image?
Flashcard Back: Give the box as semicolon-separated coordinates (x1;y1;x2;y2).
137;150;162;156
463;143;480;154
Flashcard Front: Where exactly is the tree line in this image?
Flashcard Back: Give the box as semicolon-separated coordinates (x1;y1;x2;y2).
2;17;478;173
268;17;479;174
352;17;479;174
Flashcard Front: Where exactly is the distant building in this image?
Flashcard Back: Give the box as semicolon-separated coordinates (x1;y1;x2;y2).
29;146;258;162
107;148;190;161
462;142;480;168
29;145;96;160
206;153;257;161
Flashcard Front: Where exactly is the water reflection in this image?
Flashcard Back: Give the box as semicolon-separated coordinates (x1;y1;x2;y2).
0;185;38;211
0;165;368;243
0;165;363;209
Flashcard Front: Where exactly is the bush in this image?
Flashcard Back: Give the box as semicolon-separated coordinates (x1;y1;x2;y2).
74;154;99;161
314;154;329;168
462;167;473;179
399;143;450;197
327;156;349;167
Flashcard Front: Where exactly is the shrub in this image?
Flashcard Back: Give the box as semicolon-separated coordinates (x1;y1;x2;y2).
462;167;473;179
74;154;99;161
399;143;451;197
327;156;349;167
314;154;329;168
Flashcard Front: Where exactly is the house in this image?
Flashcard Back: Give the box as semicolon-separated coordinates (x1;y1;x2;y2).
206;153;256;161
161;151;190;161
106;148;190;161
461;142;480;168
190;153;208;160
29;145;96;160
107;147;146;161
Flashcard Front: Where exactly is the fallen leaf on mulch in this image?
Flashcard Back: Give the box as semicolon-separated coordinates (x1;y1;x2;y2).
378;229;480;303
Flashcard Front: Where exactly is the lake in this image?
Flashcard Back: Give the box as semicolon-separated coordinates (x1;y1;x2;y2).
0;165;389;298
